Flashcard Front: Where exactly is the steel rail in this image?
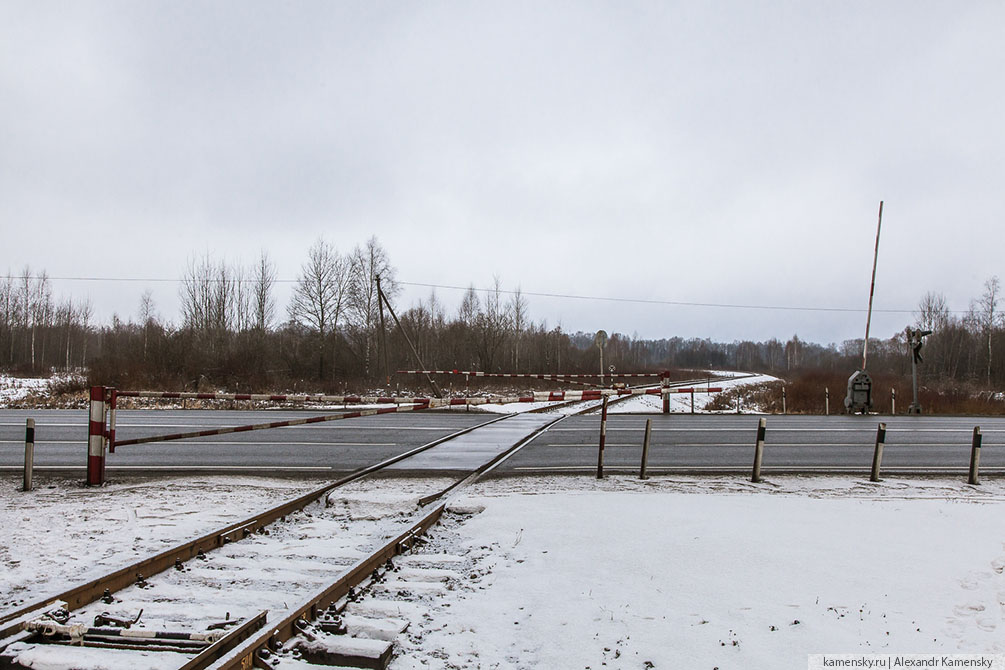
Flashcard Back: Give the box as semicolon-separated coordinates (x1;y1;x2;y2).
212;399;615;670
0;413;513;641
213;504;447;670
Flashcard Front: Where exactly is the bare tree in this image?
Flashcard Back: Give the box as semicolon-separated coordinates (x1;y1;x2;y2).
0;272;13;366
458;286;480;326
348;237;397;378
975;276;1002;389
180;254;236;352
139;290;157;360
233;264;251;333
916;291;950;332
509;286;528;369
289;238;352;380
473;277;512;371
252;251;276;331
79;298;92;366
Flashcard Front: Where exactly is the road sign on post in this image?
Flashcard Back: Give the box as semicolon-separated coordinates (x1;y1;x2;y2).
907;327;933;414
594;330;607;387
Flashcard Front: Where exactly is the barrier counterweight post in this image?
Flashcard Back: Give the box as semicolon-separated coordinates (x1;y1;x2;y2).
596;396;608;479
23;418;34;492
87;386;107;486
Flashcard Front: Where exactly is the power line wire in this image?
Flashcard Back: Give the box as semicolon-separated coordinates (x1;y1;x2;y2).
397;281;927;315
2;274;952;315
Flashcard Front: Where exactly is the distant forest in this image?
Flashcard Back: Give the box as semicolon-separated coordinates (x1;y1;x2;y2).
1;238;1004;412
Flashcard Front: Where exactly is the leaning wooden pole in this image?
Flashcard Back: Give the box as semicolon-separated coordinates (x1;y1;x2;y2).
377;282;442;399
376;275;391;391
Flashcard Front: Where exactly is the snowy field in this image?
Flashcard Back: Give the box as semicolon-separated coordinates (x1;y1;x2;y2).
475;371;781;415
4;474;1005;668
0;375;71;405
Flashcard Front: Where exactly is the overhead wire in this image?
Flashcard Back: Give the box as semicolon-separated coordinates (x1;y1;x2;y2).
0;274;965;315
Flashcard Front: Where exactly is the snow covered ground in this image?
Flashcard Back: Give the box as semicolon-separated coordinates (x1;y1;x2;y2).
609;371;781;414
4;474;1005;668
0;375;76;405
0;476;320;611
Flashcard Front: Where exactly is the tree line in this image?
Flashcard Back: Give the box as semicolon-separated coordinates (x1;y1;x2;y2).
2;242;1005;397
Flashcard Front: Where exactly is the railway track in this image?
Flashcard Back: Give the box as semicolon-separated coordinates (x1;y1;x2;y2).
0;397;615;670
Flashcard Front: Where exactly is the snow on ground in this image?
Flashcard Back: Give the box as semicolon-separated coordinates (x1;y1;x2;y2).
397;475;1005;669
0;476;320;611
0;375;78;405
5;474;1005;669
474;401;553;414
610;371;781;413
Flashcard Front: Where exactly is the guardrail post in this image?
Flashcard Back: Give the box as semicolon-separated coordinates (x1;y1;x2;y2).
640;418;651;480
825;387;829;416
969;426;982;485
23;418;35;492
870;422;886;482
751;417;766;483
87;386;107;486
596;396;608;479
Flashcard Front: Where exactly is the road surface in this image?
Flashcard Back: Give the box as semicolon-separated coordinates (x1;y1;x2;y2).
0;409;1001;476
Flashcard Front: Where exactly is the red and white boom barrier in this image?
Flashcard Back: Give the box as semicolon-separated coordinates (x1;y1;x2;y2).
397;369;668;379
86;385;724;485
112;404;432;448
114;388;718;405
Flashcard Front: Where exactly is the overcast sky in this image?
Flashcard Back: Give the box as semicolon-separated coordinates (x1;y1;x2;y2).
1;1;1002;346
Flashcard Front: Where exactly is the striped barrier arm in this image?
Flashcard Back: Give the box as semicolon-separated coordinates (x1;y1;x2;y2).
116;386;724;408
112;404;432;448
397;370;667;378
109;387;726;449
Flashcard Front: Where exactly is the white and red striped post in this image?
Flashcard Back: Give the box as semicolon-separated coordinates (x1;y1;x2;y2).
87;386;107;486
661;371;670;414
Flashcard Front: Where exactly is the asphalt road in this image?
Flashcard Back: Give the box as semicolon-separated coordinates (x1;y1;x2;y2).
1;409;1002;476
499;414;1005;475
0;409;494;474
